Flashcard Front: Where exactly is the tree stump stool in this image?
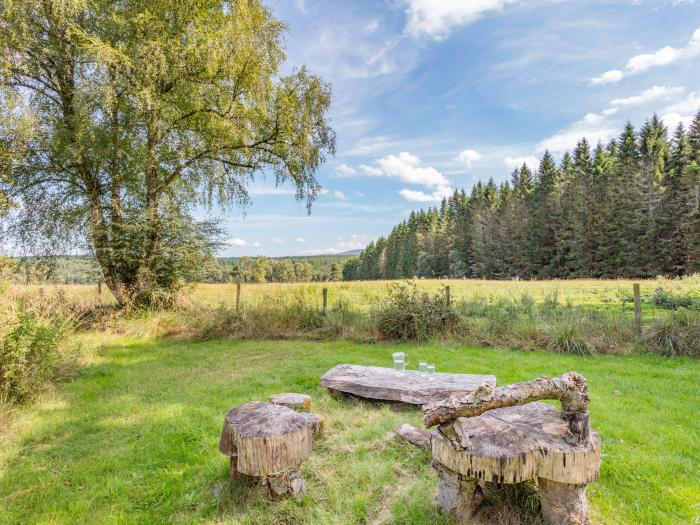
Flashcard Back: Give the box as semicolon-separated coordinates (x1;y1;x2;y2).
423;373;601;525
218;402;320;499
269;392;312;411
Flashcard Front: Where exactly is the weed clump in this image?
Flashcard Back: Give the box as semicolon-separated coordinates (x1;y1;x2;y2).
374;281;457;341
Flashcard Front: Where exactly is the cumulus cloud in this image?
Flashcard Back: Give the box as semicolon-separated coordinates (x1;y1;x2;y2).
226;238;261;248
337;234;373;250
399;185;453;203
359;164;384;176
296;237;306;243
590;27;700;83
536;112;618;154
227;238;248;247
504;156;539;171
456;149;483;168
590;69;623;85
333;190;349;200
661;91;700;130
404;0;514;40
334;164;357;177
610;85;685;107
371;152;449;186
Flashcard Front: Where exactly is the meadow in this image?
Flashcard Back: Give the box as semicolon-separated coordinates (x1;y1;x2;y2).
0;338;698;524
1;278;699;524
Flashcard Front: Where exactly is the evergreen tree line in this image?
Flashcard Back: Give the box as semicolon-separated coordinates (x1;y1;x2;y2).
344;113;700;281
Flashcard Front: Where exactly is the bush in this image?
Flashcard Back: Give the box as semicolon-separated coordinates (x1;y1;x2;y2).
644;310;700;357
650;287;698;310
374;281;457;341
0;309;74;403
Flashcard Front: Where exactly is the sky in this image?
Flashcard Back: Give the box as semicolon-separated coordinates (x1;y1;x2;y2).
215;0;700;257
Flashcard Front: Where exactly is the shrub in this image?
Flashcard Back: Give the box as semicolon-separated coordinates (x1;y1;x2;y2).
650;287;698;310
374;281;457;341
0;309;74;403
542;321;594;356
644;310;700;357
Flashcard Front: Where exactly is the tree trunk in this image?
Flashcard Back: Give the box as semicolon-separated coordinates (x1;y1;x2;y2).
538;478;590;525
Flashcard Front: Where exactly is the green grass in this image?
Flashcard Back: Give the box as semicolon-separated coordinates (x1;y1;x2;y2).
1;338;698;524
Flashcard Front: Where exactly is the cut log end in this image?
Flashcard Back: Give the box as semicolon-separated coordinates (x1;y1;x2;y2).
396;423;431;450
270;393;313;411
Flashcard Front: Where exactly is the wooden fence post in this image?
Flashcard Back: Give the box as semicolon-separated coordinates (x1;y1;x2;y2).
322;287;328;315
445;285;451;307
97;280;102;296
236;282;241;312
633;283;641;337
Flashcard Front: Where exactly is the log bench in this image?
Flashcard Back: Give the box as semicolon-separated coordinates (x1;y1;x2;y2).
423;373;601;525
320;364;496;405
218;401;321;499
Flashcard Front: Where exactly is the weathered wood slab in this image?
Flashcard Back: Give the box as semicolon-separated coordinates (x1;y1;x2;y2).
320;364;496;405
432;402;601;485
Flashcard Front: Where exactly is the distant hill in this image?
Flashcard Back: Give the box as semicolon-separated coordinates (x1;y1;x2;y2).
338;249;362;256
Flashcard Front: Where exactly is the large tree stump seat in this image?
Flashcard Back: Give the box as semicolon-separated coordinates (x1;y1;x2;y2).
320;364;496;405
218;402;320;499
423;373;601;525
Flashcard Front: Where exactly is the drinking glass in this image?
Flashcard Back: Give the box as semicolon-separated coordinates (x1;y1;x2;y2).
419;360;428;374
427;364;436;374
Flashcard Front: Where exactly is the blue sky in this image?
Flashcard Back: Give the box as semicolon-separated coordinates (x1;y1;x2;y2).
216;0;700;257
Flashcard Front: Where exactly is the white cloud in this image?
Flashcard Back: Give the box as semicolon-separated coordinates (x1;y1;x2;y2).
227;238;248;247
364;19;379;32
602;107;619;116
296;237;306;243
226;239;261;248
590;69;623;85
590;27;700;83
399;185;453;203
334;164;357;177
536;111;618;154
611;85;685;107
248;184;295;196
503;155;539;171
404;0;514;40
359;164;384;176
355;191;365;198
333;190;349;200
664;90;700;114
371;152;449;186
456;149;483;168
336;234;373;250
661;91;700;130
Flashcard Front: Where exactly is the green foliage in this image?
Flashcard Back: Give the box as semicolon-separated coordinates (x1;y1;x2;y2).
650;287;699;310
374;281;457;341
0;307;72;403
644;309;700;357
345;112;700;281
0;0;334;306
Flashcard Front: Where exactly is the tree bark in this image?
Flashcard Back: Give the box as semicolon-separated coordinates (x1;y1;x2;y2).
434;461;483;524
423;372;591;445
538;478;590;525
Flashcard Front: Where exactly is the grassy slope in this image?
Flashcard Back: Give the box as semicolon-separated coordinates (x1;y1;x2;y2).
0;339;698;525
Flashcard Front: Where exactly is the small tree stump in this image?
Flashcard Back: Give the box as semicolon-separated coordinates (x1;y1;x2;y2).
218;402;319;499
269;392;312;411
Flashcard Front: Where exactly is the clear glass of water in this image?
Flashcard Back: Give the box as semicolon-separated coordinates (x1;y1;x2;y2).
393;358;405;371
427;364;436;374
419;360;428;374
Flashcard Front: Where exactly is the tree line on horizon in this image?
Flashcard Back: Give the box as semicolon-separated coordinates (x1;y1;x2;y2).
343;113;700;281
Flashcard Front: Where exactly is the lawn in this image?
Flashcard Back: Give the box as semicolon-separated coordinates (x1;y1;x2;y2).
0;338;698;524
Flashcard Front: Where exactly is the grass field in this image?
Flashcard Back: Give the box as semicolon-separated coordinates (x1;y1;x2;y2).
1;337;698;524
10;275;700;315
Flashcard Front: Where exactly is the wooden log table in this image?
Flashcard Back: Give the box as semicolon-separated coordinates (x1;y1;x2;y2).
424;373;601;525
320;364;496;405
